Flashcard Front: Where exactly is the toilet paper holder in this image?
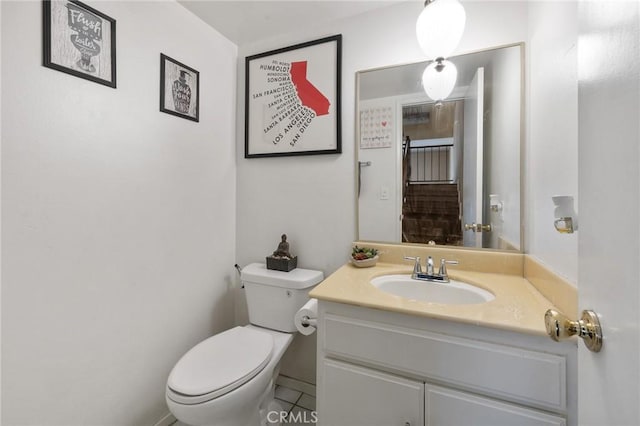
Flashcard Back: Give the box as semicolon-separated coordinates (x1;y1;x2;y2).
295;299;318;335
300;316;317;328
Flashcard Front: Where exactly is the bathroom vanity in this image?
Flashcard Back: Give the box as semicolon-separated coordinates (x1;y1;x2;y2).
310;254;577;426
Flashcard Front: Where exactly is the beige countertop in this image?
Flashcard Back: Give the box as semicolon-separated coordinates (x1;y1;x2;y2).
309;261;558;337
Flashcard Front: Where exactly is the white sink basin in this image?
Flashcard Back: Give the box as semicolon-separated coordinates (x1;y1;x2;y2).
370;274;495;305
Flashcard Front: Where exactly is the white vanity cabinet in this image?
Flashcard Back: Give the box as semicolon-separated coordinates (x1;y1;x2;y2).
316;301;576;426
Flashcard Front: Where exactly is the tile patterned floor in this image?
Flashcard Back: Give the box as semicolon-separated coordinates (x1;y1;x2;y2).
171;382;316;426
274;384;316;425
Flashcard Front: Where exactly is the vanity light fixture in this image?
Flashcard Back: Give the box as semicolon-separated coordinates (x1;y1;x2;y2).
416;0;466;61
416;0;465;103
421;58;458;102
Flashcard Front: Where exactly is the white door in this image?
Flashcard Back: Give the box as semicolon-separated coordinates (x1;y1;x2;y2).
462;67;484;247
577;2;640;425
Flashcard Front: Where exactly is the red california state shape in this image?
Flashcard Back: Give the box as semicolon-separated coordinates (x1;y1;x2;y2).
290;61;330;116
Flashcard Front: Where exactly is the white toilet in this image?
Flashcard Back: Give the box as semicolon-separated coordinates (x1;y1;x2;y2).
166;263;323;426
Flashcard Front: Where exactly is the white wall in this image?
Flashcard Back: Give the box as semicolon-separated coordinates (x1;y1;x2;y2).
526;1;579;283
235;0;529;384
1;1;237;425
485;45;522;250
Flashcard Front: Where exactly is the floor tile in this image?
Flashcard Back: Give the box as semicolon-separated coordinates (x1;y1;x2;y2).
296;393;316;411
274;385;302;404
273;398;294;413
276;375;317;397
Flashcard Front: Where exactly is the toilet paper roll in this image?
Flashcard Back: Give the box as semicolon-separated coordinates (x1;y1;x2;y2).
294;298;318;336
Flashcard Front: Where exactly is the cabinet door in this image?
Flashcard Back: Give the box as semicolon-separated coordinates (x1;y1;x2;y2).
320;359;423;426
425;384;566;426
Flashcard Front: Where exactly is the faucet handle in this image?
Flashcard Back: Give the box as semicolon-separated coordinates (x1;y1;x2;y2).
438;259;459;276
403;256;422;274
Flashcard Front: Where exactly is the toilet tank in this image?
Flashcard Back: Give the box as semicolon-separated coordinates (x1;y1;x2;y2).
240;263;324;332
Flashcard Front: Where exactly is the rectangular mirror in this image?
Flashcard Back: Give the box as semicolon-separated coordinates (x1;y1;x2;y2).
356;43;523;251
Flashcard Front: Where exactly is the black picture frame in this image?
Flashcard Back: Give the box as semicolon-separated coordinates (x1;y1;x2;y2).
160;54;200;122
245;34;342;158
42;0;116;88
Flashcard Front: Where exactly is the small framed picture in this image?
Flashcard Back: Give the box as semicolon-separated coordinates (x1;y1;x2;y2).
160;54;200;122
42;0;116;88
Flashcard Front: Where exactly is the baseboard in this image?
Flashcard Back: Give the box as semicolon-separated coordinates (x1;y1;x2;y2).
276;375;316;397
153;412;176;426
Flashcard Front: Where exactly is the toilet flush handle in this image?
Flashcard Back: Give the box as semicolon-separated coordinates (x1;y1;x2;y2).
234;263;244;288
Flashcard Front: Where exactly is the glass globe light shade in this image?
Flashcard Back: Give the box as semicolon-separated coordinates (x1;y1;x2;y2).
416;0;466;60
422;60;458;101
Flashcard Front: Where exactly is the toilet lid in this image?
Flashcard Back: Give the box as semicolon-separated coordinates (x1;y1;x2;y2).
167;326;273;401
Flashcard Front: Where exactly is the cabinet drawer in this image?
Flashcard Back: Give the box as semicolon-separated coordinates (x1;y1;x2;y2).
323;314;566;412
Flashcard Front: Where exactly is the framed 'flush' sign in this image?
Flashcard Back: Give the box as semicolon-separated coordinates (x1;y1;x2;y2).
245;35;342;158
42;0;116;88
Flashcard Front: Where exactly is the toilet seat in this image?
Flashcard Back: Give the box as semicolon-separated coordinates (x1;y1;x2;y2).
167;326;274;404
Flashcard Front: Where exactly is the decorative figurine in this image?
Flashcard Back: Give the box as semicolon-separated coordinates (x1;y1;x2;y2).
272;234;292;258
266;234;298;272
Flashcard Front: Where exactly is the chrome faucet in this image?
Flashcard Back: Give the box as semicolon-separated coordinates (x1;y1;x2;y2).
403;256;459;283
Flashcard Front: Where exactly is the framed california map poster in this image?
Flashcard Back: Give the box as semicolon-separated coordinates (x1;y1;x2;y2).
245;35;342;158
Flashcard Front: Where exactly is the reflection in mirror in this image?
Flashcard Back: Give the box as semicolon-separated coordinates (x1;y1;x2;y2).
357;43;522;251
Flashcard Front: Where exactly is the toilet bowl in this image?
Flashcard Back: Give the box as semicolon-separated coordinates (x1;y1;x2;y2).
166;325;293;426
166;263;323;426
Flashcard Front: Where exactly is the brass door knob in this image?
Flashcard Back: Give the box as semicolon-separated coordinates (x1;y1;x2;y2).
544;309;603;352
464;223;492;232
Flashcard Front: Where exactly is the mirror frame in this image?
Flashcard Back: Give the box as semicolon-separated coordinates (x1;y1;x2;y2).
355;42;525;253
